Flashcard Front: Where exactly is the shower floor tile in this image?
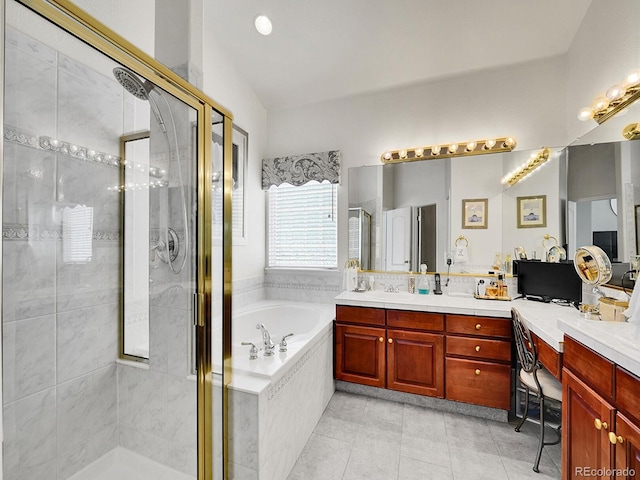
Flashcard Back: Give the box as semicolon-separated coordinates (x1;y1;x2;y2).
67;446;194;480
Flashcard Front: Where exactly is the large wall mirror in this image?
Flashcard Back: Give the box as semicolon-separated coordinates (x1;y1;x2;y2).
348;102;640;284
565;99;640;287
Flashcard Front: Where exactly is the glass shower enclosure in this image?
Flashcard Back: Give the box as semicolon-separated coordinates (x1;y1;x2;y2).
1;1;230;479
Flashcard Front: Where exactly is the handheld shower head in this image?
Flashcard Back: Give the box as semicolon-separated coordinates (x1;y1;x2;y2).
113;67;166;133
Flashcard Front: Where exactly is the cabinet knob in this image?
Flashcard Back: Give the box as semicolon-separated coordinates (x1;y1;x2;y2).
388;338;393;344
608;432;624;445
475;323;482;330
475;345;481;352
594;418;608;430
475;369;481;375
378;337;384;343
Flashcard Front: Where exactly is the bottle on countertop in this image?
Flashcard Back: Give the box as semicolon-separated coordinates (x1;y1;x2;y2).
504;253;512;274
408;271;416;294
418;263;429;294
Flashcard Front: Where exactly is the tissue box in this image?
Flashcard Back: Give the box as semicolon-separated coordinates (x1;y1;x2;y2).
598;297;629;322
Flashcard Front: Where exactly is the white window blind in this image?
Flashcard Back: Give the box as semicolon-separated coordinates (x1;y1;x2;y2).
268;181;337;268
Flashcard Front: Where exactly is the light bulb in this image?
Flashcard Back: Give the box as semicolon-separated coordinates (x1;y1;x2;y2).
399;150;407;159
415;148;424;157
503;138;516;148
484;139;496;150
578;107;594;121
605;83;626;101
383;152;392;160
592;96;610;112
431;145;441;155
624;69;640;88
466;141;477;152
254;14;273;36
448;144;458;154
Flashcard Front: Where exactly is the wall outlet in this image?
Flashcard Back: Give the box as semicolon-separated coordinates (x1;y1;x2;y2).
444;251;454;265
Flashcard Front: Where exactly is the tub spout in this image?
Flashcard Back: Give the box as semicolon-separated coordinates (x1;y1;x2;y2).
256;323;275;356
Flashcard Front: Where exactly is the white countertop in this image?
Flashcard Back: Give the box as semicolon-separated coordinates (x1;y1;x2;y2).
334;290;640;377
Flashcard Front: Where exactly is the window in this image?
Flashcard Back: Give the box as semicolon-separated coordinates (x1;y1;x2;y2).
267;181;337;268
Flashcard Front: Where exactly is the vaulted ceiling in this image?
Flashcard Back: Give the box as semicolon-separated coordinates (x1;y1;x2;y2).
209;0;593;111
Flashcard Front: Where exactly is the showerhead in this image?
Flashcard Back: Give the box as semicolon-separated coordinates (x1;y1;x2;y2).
113;67;167;132
113;67;152;100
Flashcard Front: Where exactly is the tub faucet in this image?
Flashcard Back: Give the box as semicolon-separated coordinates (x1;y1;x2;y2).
256;323;275;356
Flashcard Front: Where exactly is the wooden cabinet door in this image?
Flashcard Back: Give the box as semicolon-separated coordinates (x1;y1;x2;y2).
562;368;615;480
335;324;386;388
387;329;444;397
613;413;640;479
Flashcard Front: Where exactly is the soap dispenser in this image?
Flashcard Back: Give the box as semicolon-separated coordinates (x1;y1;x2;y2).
418;263;429;294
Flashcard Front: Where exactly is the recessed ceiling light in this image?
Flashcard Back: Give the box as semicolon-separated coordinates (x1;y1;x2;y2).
254;14;273;36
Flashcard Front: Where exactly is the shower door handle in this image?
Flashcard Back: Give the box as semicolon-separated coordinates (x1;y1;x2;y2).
193;292;206;327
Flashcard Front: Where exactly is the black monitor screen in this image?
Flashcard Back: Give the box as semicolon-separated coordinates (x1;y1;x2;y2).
514;260;582;304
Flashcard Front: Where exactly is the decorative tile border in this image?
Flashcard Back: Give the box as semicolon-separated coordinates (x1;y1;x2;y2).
2;224;120;242
266;332;330;402
4;126;120;168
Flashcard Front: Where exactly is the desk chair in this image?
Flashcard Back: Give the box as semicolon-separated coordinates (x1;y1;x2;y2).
511;307;562;473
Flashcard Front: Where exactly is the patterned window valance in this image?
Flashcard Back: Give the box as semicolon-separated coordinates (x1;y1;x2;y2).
262;150;341;189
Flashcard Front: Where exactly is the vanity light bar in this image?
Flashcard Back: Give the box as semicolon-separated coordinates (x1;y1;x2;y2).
501;147;550;187
578;69;640;124
623;122;640;141
381;137;516;164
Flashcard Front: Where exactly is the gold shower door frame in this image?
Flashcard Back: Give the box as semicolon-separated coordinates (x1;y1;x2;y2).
10;1;233;479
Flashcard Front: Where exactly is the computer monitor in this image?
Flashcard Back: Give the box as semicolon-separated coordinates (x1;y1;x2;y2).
514;260;582;304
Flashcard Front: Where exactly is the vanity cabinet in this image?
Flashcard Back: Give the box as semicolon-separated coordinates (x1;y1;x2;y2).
445;314;512;410
334;306;444;397
562;336;640;480
335;306;386;387
335;307;512;407
386;310;444;397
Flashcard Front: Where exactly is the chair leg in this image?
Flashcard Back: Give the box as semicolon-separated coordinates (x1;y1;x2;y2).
515;386;529;432
533;395;545;473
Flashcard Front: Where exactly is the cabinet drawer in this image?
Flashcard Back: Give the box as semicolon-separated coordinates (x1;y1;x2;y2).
387;310;444;332
446;335;511;363
445;358;511;410
336;305;385;327
564;336;614;401
532;333;562;381
446;315;511;339
616;366;640;424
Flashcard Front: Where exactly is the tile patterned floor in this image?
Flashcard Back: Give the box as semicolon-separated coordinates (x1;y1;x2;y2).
288;391;561;480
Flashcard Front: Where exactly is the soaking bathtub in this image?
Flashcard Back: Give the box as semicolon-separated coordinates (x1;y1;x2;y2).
214;299;336;480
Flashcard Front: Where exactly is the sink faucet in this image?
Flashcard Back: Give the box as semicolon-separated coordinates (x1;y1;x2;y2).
256;323;275;356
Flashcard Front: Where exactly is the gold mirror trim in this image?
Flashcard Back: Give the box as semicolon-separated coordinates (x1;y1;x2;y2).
381;137;516;164
623;122;640;140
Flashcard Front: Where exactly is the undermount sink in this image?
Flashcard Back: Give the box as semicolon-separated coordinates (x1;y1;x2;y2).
363;290;416;300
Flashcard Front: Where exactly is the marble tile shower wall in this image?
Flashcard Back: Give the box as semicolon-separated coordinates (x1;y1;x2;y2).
2;27;122;480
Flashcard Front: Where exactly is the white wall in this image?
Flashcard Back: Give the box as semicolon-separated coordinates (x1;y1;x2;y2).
202;2;268;281
268;55;568;269
566;0;640;143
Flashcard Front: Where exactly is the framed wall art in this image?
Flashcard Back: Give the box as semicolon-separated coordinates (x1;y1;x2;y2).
462;198;488;229
517;195;546;228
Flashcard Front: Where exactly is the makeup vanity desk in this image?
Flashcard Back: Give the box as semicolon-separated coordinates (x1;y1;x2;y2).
334;291;640;479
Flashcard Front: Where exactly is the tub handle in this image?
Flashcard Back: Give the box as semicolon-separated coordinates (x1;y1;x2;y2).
279;333;294;353
241;342;259;360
